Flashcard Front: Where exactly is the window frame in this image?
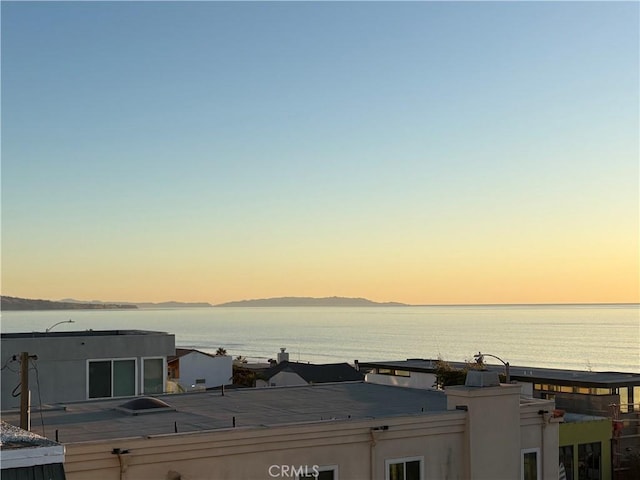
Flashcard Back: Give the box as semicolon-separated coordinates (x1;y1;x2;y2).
385;456;424;480
578;441;602;480
86;357;138;399
559;444;574;480
521;448;541;480
296;464;339;480
142;356;166;395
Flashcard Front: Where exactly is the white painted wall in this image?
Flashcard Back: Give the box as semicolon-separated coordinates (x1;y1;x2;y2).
365;372;437;390
515;380;534;396
175;352;232;391
256;371;307;388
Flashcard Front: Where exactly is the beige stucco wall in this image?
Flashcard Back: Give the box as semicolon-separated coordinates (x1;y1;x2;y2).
63;413;467;480
446;384;558;480
59;384;558;480
519;401;561;480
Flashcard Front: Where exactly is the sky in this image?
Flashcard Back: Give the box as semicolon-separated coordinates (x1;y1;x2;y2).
1;1;638;305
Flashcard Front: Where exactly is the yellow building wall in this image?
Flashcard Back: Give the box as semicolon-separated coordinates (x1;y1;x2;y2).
559;418;612;480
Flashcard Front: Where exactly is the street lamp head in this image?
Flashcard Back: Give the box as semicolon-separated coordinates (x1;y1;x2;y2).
45;319;75;333
472;351;511;383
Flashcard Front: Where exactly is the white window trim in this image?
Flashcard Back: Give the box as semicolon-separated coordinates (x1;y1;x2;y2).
385;456;424;480
142;356;167;395
521;448;541;480
296;464;339;480
86;358;138;399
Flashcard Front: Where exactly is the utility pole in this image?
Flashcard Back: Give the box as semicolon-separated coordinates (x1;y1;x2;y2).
19;352;37;431
20;352;30;430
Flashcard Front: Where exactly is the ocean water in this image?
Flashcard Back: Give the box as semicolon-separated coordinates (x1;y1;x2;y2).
1;304;638;373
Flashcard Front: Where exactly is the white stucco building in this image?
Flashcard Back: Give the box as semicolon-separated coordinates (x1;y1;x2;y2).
167;348;232;392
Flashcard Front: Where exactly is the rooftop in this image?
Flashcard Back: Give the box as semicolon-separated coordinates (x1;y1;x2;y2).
0;421;61;450
563;413;611;423
1;330;170;339
263;361;365;383
1;421;65;474
359;359;640;388
168;347;220;362
1;382;447;444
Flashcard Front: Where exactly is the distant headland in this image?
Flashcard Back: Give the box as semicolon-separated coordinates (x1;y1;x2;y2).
0;295;408;310
0;296;213;311
1;296;137;311
214;296;409;307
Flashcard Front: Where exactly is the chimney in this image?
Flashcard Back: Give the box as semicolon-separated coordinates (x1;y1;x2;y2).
464;370;500;388
445;379;521;479
277;348;289;364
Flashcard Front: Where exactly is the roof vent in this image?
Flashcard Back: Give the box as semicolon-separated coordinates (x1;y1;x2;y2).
116;397;175;415
277;348;289;364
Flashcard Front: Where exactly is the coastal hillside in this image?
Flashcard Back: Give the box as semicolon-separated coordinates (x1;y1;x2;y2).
1;295;402;310
1;296;136;311
60;299;213;308
215;296;408;307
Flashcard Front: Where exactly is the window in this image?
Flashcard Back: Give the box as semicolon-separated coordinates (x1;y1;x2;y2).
298;465;338;480
521;448;540;480
386;457;422;480
559;445;574;480
88;359;136;399
195;378;206;385
143;358;164;394
578;442;601;480
619;387;629;413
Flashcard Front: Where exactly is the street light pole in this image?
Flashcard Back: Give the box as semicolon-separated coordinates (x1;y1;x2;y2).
474;351;510;383
20;352;29;430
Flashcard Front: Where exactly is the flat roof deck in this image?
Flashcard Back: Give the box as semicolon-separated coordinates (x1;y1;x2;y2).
360;359;640;388
1;382;448;444
1;330;170;339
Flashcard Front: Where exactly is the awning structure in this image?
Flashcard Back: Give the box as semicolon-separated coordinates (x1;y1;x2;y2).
1;421;66;480
1;463;66;480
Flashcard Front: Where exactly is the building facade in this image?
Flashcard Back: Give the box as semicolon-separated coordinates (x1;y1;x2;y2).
559;414;613;480
2;375;558;480
167;348;233;391
255;361;364;388
1;330;175;408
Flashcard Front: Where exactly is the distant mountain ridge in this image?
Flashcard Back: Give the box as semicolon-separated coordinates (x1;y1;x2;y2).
1;296;136;311
60;299;213;308
1;295;405;310
1;296;213;310
215;296;408;307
